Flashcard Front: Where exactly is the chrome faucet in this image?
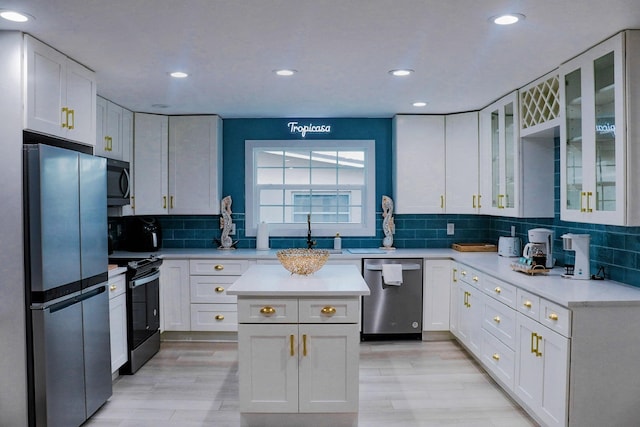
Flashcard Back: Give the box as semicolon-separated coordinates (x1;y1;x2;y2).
306;214;316;249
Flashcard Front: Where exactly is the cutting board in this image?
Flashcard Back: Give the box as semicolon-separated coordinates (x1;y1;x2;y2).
452;243;497;252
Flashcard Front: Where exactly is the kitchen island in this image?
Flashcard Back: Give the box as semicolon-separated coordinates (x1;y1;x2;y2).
227;264;370;427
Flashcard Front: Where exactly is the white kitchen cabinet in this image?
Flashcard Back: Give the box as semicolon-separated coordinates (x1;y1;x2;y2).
445;112;480;213
108;270;128;373
422;259;451;331
450;266;482;353
514;313;569;427
132;114;222;215
95;96;132;160
238;298;360;414
119;108;135;216
560;30;640;225
24;34;96;146
392;115;446;213
160;259;190;331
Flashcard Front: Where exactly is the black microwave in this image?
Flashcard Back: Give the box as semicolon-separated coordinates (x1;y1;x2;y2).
106;158;131;206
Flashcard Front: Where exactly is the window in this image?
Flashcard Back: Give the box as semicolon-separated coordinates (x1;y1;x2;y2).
245;140;375;237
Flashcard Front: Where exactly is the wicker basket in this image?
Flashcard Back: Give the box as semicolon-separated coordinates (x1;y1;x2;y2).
276;249;330;275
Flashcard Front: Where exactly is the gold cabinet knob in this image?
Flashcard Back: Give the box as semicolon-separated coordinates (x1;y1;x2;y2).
215;286;225;293
214;264;224;271
461;270;467;277
260;306;276;316
109;285;117;291
215;314;224;320
524;301;532;308
320;306;336;316
472;276;479;282
492;353;500;361
493;316;501;324
548;313;559;321
494;286;501;294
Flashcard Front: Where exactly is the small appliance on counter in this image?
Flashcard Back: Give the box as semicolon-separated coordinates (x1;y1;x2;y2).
561;233;591;280
523;228;555;268
498;236;521;257
124;217;162;252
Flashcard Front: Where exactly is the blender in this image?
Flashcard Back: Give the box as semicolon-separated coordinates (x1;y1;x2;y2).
561;234;591;280
523;228;555;268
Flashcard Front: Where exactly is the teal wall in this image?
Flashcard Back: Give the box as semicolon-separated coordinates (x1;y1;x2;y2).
152;118;640;287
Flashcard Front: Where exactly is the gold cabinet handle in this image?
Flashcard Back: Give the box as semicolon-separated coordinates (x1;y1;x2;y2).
493;316;501;324
440;195;444;209
67;109;75;130
260;306;276;316
303;334;307;357
472;275;479;282
580;191;586;212
215;314;224;320
548;313;559;321
109;285;117;291
523;300;532;308
170;195;174;209
215;286;225;293
477;194;482;209
104;136;110;151
61;107;68;128
464;291;470;308
586;191;593;213
492;353;500;361
290;334;295;356
452;268;458;282
494;286;501;294
320;306;336;316
214;264;224;271
472;195;477;209
531;332;543;357
163;196;167;208
498;194;505;209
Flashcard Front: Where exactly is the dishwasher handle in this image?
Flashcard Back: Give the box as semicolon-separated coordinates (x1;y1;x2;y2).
364;263;421;271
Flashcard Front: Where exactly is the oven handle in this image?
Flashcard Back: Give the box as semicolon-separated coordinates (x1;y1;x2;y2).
130;270;160;289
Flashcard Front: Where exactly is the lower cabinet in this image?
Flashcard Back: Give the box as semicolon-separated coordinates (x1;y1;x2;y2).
452;278;482;354
422;259;451;331
108;270;128;373
237;297;360;414
160;259;190;331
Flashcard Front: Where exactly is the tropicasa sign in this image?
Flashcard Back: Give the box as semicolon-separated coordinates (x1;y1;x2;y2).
287;121;332;137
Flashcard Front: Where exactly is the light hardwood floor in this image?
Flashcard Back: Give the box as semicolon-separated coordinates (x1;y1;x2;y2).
85;339;538;427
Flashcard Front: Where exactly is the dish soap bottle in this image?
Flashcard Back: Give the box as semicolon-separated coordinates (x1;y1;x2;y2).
334;233;342;250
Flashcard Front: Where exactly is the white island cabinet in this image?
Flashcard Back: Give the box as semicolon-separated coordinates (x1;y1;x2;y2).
228;264;370;427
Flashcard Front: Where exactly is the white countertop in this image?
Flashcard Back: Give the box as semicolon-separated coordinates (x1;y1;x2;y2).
227;264;370;297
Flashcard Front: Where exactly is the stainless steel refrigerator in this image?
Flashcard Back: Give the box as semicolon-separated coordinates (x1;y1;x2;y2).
24;144;112;427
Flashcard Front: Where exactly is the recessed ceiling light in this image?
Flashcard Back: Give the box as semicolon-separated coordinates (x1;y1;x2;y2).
169;71;188;78
389;69;414;77
274;69;297;76
492;13;525;25
0;10;32;22
413;101;427;107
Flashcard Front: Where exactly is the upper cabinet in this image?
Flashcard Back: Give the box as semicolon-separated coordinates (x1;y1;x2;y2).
560;30;640;225
95;96;133;160
445;112;480;214
393;115;446;213
133;114;222;216
24;35;96;146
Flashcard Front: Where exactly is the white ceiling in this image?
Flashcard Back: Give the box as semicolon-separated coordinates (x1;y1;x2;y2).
2;0;640;118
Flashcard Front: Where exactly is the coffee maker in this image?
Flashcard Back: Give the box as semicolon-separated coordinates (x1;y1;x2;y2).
561;233;591;280
523;228;554;268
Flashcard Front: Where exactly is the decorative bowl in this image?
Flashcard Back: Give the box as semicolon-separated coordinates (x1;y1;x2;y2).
276;249;330;275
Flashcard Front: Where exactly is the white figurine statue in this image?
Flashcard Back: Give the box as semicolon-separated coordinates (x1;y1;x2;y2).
219;195;234;250
381;195;395;249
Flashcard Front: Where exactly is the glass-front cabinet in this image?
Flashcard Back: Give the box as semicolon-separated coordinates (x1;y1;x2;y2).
559;31;639;225
480;91;520;216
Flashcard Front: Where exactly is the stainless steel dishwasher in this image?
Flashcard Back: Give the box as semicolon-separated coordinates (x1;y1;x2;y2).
361;258;423;339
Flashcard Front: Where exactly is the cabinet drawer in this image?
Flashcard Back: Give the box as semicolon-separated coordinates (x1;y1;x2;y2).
481;276;516;308
238;298;298;323
190;259;250;276
108;274;126;299
539;299;572;337
516;289;540;320
458;265;481;288
480;329;515;390
190;304;238;331
299;298;359;324
482;296;517;349
190;275;237;303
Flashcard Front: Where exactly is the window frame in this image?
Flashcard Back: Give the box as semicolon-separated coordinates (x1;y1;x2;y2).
245;139;376;237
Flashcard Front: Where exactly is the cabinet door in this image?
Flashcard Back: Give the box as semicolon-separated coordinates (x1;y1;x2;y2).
458;281;482;353
480;92;520;216
560;33;625;225
95;97;108;156
95;97;123;159
120;108;135;216
109;292;128;372
445;112;480;213
423;259;451;331
65;59;97;145
168;116;222;214
160;260;190;331
298;323;359;413
238;323;299;413
392;115;446;213
133;113;169;215
514;313;569;427
449;265;460;336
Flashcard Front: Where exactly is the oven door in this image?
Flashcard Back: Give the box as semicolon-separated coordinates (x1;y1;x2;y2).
129;270;160;348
